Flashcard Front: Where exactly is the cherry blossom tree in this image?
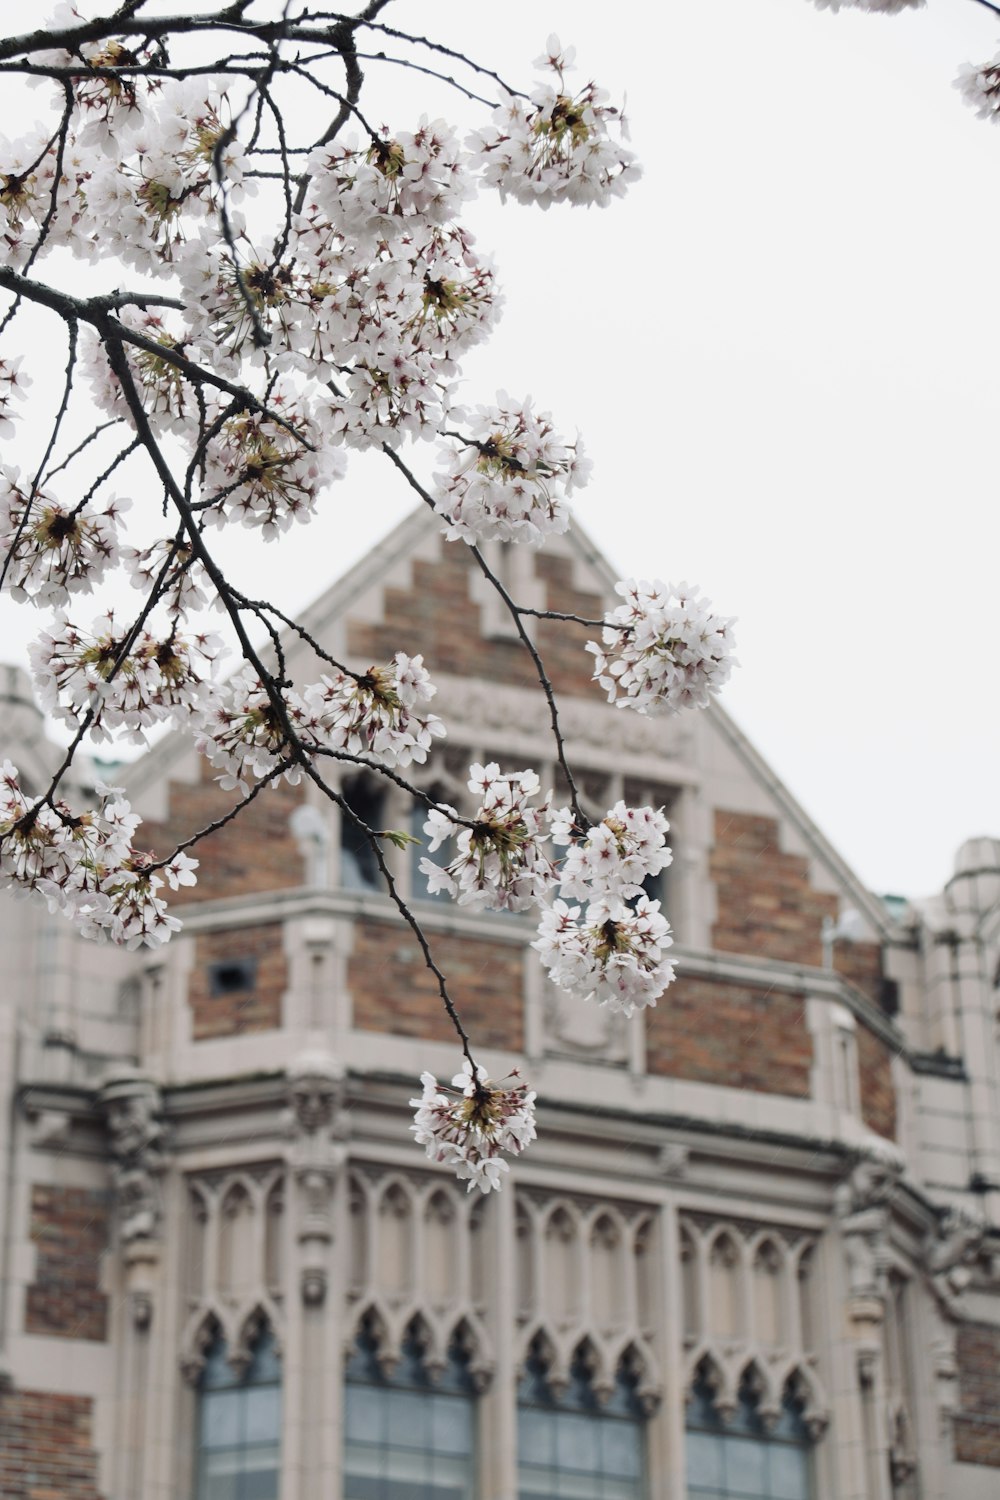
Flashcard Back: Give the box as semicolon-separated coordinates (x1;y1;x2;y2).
2;0;984;1190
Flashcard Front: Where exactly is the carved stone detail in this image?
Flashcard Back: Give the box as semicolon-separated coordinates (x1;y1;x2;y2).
834;1151;902;1303
285;1050;349;1307
100;1069;169;1330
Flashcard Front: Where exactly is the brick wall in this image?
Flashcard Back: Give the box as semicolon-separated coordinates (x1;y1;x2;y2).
0;1389;104;1499
710;811;837;967
856;1022;898;1140
645;975;812;1097
142;762;305;906
954;1321;1000;1466
349;920;524;1051
347;541;605;700
25;1186;109;1341
187;923;287;1040
832;938;885;1009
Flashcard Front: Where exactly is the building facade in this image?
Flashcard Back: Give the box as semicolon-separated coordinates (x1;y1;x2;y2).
0;510;998;1499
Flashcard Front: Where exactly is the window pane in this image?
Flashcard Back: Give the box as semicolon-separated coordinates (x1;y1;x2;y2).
345;1384;385;1446
769;1444;810;1500
240;1447;280;1500
387;1388;430;1447
725;1435;767;1494
200;1390;241;1450
555;1412;598;1473
431;1394;473;1456
601;1420;642;1479
518;1409;555;1466
686;1431;724;1488
244;1385;281;1442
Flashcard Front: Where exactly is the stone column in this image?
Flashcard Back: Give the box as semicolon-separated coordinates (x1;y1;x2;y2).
282;1050;349;1500
99;1068;168;1500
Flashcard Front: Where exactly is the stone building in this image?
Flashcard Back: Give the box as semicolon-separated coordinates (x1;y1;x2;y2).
0;509;998;1499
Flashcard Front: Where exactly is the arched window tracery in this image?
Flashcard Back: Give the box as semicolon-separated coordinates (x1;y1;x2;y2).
517;1336;647;1499
194;1323;282;1500
343;1314;477;1500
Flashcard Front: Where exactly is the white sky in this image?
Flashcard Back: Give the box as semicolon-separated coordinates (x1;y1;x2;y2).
2;0;998;899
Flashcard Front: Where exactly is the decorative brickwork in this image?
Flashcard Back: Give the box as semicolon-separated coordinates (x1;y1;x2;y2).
143;762;305;907
25;1186;109;1342
347;540;605;699
0;1389;104;1500
188;923;287;1039
954;1321;1000;1466
856;1022;898;1140
710;811;837;967
645;975;812;1096
349;920;524;1051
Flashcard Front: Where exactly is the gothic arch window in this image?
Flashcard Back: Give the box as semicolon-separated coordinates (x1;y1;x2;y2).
517;1341;647;1499
685;1371;813;1500
340;775;387;892
195;1323;282;1500
343;1317;477;1499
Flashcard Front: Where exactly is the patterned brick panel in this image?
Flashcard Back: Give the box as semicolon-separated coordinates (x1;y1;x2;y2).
347;541;606;700
0;1389;104;1500
710;811;837;967
142;762;305;907
645;975;812;1097
188;923;287;1040
954;1322;1000;1466
349;920;524;1051
25;1186;109;1342
856;1022;898;1140
832;939;885;1009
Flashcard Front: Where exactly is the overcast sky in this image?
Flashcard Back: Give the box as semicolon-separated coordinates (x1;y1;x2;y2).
2;0;997;900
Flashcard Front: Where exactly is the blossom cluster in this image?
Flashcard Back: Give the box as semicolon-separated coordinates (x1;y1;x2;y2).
468;36;640;208
410;1061;536;1193
419;775;677;1017
432;394;590;545
420;763;555;911
192;653;443;794
1;473;127;607
28;612;223;746
956;57;1000;124
588;579;737;715
0;762;196;948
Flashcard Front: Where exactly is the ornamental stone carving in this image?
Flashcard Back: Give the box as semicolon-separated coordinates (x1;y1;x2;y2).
285;1050;350;1307
923;1208;984;1317
100;1069;167;1244
834;1151;902;1302
99;1068;168;1330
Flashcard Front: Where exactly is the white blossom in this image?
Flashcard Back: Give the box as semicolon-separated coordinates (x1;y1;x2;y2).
0;471;128;606
468;36;639;209
0;761;192;949
191;667;304;794
301;652;444;768
419;762;556;911
433;394;590;544
533;896;676;1017
808;0;922;11
955;57;1000;124
410;1060;536;1192
588;579;737;715
28;611;223;746
552;801;672;903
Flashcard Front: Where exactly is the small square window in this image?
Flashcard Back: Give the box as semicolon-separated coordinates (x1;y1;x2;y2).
208;958;257;997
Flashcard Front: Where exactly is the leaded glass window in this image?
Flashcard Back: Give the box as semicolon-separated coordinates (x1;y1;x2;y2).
343;1322;476;1500
685;1378;812;1500
195;1326;282;1500
517;1347;646;1499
